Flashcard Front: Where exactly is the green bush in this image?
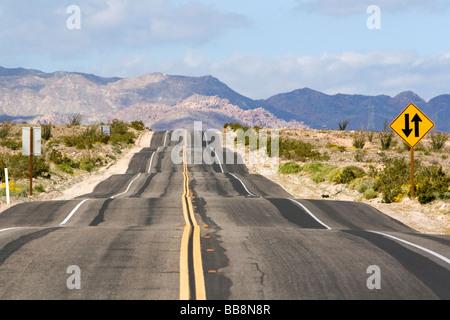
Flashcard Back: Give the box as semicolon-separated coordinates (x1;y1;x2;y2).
109;132;135;145
57;163;74;174
364;188;378;200
111;119;129;135
416;165;450;204
429;132;448;151
353;131;366;149
0;138;21;150
278;162;301;174
224;122;250;132
130;120;145;131
49;149;64;164
376;157;450;204
41;123;52;141
333;166;366;184
377;158;410;203
62;126;110;149
302;163;338;183
0;154;50;179
278;137;327;162
35;184;45;193
0;122;11;138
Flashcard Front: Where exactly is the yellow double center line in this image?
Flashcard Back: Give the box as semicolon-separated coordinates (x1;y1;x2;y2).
180;131;206;300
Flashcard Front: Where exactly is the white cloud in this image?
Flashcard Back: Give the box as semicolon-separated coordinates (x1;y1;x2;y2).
88;0;127;28
0;0;249;56
173;50;450;101
296;0;450;16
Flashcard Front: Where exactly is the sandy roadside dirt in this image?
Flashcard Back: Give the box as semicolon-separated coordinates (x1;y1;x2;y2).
0;131;153;213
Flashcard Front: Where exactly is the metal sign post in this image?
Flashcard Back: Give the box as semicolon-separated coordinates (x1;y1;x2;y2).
410;148;414;199
22;127;41;197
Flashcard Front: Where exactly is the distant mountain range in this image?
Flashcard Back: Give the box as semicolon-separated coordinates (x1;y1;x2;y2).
0;66;448;132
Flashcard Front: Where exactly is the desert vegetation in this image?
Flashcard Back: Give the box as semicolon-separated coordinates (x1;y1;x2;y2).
0;120;147;199
226;122;449;205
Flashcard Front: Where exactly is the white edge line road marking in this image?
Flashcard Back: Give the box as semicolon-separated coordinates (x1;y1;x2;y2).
0;227;23;233
368;230;450;265
289;199;332;230
203;130;225;174
208;146;224;173
228;172;256;197
111;173;142;199
59;199;90;227
163;131;168;147
203;131;255;197
148;146;161;173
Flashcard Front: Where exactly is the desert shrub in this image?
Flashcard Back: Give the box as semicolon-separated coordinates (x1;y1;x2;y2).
429;132;448;151
224;122;250;132
376;157;450;204
0;138;21;150
62;126;110;149
34;184;45;193
416;165;450;204
379;121;395;150
376;157;410;203
49;149;64;164
130;120;145;131
111;119;129;135
338;119;350;130
57;163;74;174
0;182;28;197
278;137;327;162
333;166;366;184
0;122;11;138
80;157;96;172
80;157;103;172
41;123;52;141
109;131;135;145
278;162;301;174
302;163;338;183
0;154;50;179
49;149;79;169
364;188;378;200
353;131;366;149
68;113;83;126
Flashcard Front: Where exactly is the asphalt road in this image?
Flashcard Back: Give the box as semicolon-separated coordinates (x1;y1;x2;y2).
0;130;449;300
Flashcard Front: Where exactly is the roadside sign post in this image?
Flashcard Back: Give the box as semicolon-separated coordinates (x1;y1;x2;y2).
390;103;435;199
101;126;111;136
5;168;10;204
22;127;41;197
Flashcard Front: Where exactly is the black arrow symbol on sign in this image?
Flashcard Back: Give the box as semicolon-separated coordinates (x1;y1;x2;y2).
412;113;422;137
402;114;412;137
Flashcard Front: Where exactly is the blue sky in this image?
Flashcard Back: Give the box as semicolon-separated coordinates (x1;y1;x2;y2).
1;0;450;101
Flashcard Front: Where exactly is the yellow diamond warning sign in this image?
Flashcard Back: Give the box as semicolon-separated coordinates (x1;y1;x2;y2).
390;103;435;148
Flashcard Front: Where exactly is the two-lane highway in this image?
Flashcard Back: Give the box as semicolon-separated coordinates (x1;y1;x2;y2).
0;131;184;299
0;130;449;300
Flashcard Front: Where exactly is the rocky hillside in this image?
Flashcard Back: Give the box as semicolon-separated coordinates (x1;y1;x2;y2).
262;88;448;132
0;66;448;132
